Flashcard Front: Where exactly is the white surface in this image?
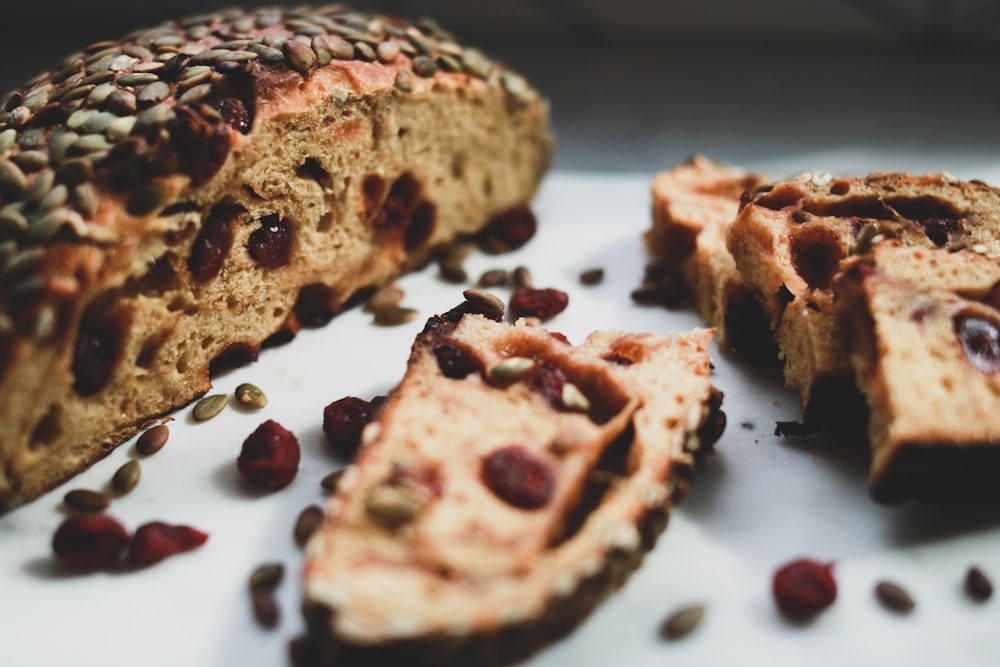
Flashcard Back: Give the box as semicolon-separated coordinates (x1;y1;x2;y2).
3;168;1000;667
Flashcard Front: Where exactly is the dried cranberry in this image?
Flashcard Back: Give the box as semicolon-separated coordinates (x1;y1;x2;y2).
189;209;235;282
985;282;1000;312
171;108;231;185
527;361;567;409
918;217;960;246
509;287;569;322
238;420;301;490
72;323;120;396
129;521;209;567
208;96;251;134
954;313;1000;374
481;445;555;510
433;342;478;379
405;201;436;250
772;558;837;619
484;206;537;249
248;215;293;268
52;514;130;573
322;397;374;459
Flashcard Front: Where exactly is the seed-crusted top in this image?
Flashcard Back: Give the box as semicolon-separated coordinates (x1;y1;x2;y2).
0;5;537;339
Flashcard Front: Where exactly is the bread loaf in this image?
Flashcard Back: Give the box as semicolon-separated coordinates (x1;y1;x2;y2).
0;5;553;509
301;299;723;665
727;171;1000;424
837;242;1000;502
647;155;772;359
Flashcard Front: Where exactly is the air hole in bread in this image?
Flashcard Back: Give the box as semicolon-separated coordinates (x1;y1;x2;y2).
361;174;386;218
29;404;63;451
297;157;331;189
723;285;779;363
160;200;200;216
803;195;893;220
136;330;169;369
175;351;190;374
790;229;845;291
373;173;422;229
242;184;263;200
451;152;466;179
317;210;334;233
549;423;636;548
830;179;851;195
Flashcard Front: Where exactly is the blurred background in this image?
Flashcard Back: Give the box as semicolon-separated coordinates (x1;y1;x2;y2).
2;0;999;174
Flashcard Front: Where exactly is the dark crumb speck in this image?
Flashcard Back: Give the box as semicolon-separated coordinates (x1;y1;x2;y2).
774;420;818;437
741;421;755;430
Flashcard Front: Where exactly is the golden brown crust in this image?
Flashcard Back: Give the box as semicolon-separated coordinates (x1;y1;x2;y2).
0;6;553;508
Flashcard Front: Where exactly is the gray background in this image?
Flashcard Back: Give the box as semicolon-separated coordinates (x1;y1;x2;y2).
2;0;999;173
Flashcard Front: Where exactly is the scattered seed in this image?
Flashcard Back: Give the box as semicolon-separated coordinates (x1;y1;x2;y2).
193;393;228;421
512;266;533;289
438;260;467;284
875;580;915;614
373;306;418;326
111;459;141;494
365;284;404;312
294;504;325;547
462;288;505;321
320;469;345;493
579;267;605;286
235;382;268;409
478;269;508;288
252;590;280;629
660;604;706;640
284;40;317;74
249;562;285;592
63;488;112;512
964;566;993;602
136;423;169;455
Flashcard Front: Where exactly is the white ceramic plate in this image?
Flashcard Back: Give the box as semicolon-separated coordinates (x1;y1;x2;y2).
3;168;1000;667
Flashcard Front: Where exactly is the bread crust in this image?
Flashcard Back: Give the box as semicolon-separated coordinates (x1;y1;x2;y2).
0;6;553;509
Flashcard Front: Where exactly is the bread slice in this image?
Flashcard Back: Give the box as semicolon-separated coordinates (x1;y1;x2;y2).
301;299;723;665
0;6;553;509
836;242;1000;502
647;155;772;358
727;171;1000;423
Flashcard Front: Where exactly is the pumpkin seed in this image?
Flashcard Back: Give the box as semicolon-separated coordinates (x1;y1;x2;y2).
490;357;535;383
365;284;404;312
393;69;413;93
235;382;268;409
562;382;591;412
249;562;285;591
320;469;345;492
193;393;228;421
283;40;317;74
376;41;400;63
294;504;325;546
373;306;418;326
660;604;705;640
477;269;508;288
365;484;422;527
579;268;605;286
462;288;504;320
875;580;915;613
63;488;111;512
412;56;437;78
438;260;467;284
111;459;141;494
136;424;169;455
965;566;993;602
251;590;280;629
512;266;533;289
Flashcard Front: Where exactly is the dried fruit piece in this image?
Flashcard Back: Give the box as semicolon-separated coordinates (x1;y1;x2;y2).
322;397;374;459
52;514;130;573
660;604;706;640
772;558;837;619
954;314;1000;374
874;580;915;614
965;565;994;602
238;420;301;490
481;445;555;510
482;205;537;250
433;342;478;379
188;210;234;282
509;287;568;322
248;215;293;269
129;521;209;567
